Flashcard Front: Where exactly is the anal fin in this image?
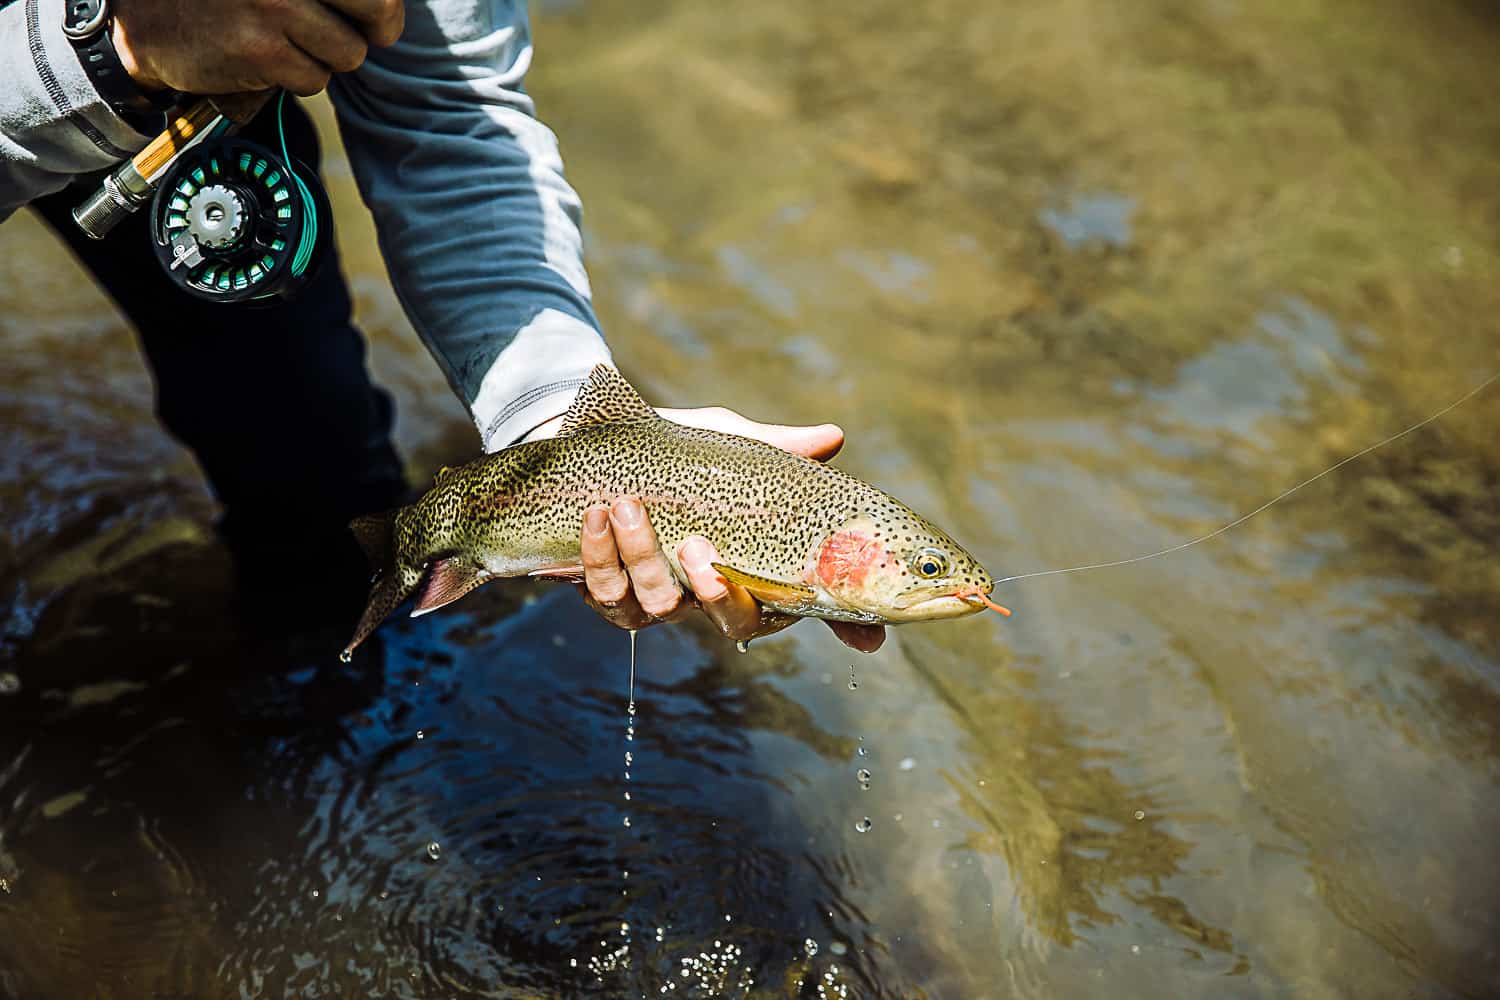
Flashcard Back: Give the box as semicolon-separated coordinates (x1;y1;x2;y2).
411;557;489;617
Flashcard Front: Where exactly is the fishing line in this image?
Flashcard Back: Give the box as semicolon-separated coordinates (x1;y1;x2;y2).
273;90;321;287
994;367;1500;588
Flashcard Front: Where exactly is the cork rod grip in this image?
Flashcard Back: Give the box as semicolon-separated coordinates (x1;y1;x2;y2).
130;99;228;179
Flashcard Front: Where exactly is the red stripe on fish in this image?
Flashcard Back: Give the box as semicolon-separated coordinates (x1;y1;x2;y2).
814;530;886;591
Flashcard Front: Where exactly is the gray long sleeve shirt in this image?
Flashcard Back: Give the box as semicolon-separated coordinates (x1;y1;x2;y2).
1;0;611;450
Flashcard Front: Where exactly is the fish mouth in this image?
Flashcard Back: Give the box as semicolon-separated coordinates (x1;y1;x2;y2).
885;592;989;622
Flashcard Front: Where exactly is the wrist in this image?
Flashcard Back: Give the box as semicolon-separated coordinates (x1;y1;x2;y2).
109;17;165;91
62;0;177;116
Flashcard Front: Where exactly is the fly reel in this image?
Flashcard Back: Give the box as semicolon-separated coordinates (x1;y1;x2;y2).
149;137;330;303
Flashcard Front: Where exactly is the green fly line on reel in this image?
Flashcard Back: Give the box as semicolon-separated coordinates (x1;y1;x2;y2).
150;94;329;304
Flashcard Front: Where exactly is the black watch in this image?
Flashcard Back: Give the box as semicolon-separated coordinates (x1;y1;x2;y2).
62;0;178;116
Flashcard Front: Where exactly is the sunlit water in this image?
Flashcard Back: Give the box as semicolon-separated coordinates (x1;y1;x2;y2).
4;0;1500;996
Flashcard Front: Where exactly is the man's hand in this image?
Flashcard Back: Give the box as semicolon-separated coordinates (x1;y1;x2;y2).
111;0;405;97
531;407;885;654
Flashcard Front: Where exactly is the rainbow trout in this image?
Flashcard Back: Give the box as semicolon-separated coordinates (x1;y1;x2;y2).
342;366;1005;659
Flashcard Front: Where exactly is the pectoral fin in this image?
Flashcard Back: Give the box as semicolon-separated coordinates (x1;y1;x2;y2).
710;562;818;608
411;557;488;617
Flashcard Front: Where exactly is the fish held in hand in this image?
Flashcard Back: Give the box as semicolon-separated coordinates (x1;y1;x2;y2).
341;366;1004;659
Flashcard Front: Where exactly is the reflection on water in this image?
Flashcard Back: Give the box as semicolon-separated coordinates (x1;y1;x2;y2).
4;0;1500;996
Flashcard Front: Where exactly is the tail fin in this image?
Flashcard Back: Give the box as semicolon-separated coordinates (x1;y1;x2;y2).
341;508;416;662
341;563;425;662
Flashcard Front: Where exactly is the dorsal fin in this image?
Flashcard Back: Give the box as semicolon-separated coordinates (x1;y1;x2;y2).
348;511;395;571
556;365;658;436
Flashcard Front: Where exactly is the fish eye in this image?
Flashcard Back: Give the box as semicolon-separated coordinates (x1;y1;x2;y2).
911;549;950;579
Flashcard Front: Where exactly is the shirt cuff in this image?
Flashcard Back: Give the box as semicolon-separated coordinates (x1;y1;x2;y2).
471;307;614;452
23;0;153;166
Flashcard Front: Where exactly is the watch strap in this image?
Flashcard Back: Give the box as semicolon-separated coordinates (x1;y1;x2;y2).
63;0;178;115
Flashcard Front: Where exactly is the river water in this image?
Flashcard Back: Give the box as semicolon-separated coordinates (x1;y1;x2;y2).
2;1;1499;997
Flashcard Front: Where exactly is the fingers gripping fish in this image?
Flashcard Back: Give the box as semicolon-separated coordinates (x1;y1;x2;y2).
341;366;1007;660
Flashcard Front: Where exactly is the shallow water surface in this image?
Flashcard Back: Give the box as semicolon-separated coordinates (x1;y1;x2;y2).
3;0;1500;997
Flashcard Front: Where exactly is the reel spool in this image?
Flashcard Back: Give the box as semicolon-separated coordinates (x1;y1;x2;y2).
149;137;330;304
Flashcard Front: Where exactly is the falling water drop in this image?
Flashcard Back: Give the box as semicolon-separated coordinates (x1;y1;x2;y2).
338;650;352;664
857;768;872;790
804;938;819;957
854;817;873;833
735;640;749;654
425;841;442;861
848;664;858;690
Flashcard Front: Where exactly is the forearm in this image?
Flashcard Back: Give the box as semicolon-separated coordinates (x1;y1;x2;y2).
0;0;150;220
328;0;610;452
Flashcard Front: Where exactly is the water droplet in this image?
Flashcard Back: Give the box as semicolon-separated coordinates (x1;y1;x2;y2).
622;816;631;827
311;889;320;898
1131;944;1141;955
848;680;858;690
415;729;425;740
625;752;633;765
1134;809;1146;821
829;941;848;956
628;701;636;717
899;757;915;771
804;938;819;957
724;913;732;922
856;768;872;783
735;640;748;654
338;650;352;664
0;673;20;695
425;841;441;861
623;791;631;801
854;817;872;833
570;958;578;968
